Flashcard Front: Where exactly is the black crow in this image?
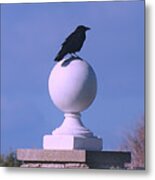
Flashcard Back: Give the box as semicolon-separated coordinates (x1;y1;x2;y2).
54;25;90;62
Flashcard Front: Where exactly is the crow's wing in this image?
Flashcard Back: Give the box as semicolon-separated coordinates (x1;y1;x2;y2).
61;31;76;46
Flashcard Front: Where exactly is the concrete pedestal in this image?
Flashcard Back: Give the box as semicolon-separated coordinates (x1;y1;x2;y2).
43;112;102;151
17;149;131;169
43;135;102;151
45;59;102;151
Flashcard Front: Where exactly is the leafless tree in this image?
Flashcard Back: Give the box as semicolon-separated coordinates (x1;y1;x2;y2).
121;118;145;169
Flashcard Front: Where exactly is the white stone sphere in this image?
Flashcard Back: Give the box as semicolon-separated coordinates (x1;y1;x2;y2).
48;58;97;113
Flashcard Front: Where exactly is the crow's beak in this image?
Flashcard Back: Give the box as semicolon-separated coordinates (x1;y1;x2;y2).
85;27;91;31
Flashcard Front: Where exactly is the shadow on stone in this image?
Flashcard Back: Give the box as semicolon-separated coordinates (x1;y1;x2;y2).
61;56;83;67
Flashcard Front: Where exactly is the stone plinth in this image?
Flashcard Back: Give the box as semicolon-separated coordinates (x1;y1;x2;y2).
43;135;102;151
17;149;131;169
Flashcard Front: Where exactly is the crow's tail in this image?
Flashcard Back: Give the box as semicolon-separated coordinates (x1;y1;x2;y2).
54;49;66;62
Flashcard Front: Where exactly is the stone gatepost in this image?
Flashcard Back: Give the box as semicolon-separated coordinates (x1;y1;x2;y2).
17;58;131;169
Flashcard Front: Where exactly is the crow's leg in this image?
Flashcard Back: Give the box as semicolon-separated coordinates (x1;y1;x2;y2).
69;53;75;58
70;53;76;58
73;53;82;60
73;53;78;57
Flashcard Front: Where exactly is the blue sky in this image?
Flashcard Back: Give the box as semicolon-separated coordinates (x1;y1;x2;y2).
1;1;144;154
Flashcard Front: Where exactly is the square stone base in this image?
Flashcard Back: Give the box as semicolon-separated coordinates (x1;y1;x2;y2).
17;149;131;169
43;135;102;151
